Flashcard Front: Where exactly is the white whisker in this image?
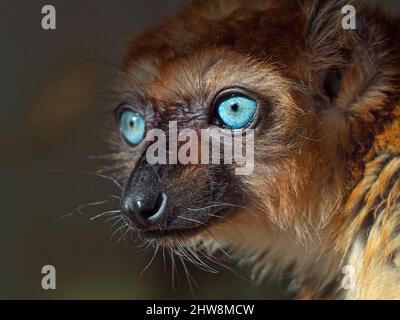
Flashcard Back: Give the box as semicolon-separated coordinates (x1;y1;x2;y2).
62;199;111;218
177;215;208;227
90;210;121;221
140;244;160;276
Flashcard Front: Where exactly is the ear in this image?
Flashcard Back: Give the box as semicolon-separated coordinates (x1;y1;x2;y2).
317;68;342;106
301;0;354;108
304;0;395;118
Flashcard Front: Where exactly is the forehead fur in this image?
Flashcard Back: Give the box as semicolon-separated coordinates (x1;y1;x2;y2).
123;0;309;86
147;49;293;108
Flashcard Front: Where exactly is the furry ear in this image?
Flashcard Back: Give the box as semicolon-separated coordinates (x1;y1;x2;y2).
301;0;357;108
304;0;399;149
304;0;396;116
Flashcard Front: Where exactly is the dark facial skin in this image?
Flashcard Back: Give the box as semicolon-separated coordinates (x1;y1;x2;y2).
120;155;244;238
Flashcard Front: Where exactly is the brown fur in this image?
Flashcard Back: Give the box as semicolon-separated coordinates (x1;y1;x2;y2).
108;0;400;299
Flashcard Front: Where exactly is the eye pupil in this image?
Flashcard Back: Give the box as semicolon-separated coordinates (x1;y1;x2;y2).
231;103;239;112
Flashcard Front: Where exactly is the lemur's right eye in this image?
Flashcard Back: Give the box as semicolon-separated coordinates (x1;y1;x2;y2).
215;94;257;129
118;108;146;145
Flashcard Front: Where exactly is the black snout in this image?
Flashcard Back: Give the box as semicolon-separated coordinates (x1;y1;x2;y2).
120;154;240;237
120;157;169;230
121;192;167;230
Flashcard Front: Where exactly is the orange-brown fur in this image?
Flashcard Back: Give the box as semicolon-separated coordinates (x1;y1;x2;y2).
109;0;400;299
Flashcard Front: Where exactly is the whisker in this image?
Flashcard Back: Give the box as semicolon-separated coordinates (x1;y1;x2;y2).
110;217;123;229
117;224;130;244
178;255;198;299
140;244;160;276
137;239;156;255
90;210;121;221
186;202;249;212
169;249;178;290
108;218;125;245
162;246;167;275
62;199;110;218
177;215;208;227
106;215;122;223
179;242;218;273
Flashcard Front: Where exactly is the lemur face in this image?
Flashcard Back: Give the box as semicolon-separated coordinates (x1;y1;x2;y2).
115;49;281;240
109;0;360;247
113;46;316;242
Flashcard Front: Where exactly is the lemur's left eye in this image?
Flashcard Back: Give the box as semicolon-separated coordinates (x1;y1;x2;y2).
119;108;146;145
216;95;257;129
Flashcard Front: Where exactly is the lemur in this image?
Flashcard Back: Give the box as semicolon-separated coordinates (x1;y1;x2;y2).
105;0;400;299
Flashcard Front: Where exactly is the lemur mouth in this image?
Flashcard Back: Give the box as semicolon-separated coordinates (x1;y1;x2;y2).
143;207;233;239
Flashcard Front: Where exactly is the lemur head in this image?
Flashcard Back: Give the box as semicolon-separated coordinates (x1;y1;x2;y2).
107;0;397;256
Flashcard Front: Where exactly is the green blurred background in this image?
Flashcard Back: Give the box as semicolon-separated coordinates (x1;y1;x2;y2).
1;0;399;300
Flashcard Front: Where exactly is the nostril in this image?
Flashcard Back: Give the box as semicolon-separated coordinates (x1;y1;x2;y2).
121;192;168;229
142;192;167;223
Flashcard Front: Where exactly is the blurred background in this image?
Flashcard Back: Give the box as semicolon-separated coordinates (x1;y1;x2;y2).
1;0;399;300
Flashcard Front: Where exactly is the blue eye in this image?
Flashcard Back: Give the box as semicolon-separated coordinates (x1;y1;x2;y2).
119;109;146;145
217;95;257;129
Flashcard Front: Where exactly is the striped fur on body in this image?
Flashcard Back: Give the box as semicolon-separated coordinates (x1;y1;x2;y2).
339;106;400;299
